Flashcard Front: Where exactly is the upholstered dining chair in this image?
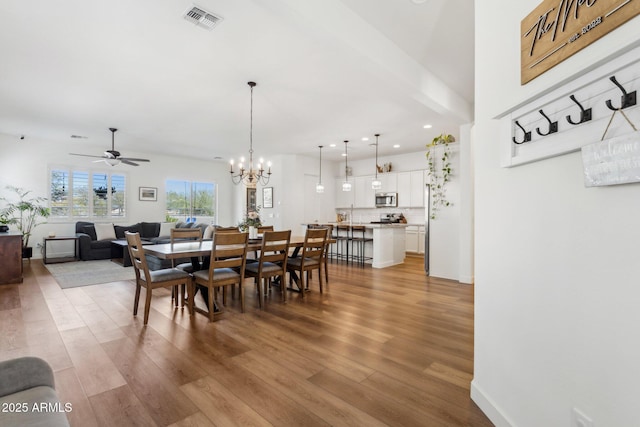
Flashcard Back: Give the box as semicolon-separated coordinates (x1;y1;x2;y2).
257;225;274;234
190;231;249;321
245;230;291;308
307;224;333;283
286;227;328;298
169;227;203;307
125;231;191;325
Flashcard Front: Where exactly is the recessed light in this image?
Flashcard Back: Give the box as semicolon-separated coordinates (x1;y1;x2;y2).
362;137;369;141
329;144;336;148
423;124;432;129
411;0;427;4
393;144;400;148
70;135;88;139
341;153;347;157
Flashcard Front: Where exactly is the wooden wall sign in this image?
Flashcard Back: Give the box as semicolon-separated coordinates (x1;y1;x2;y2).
521;0;640;84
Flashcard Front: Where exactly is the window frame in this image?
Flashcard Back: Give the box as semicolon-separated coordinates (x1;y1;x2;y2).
48;166;128;222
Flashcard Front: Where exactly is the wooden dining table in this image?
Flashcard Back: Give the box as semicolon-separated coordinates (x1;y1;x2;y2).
142;235;335;304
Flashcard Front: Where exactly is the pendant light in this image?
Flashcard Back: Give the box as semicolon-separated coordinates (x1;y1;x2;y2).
229;81;272;187
342;140;352;192
316;145;324;193
371;133;382;190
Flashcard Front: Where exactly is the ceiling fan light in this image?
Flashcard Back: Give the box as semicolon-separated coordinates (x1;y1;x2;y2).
106;158;120;166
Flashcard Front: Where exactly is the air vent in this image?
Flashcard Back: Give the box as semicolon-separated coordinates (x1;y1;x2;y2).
183;5;223;31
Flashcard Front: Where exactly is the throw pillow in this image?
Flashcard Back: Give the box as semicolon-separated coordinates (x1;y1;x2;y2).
203;225;215;239
159;222;176;237
94;223;116;241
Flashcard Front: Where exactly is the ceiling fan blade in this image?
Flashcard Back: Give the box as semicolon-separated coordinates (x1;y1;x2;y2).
119;157;150;162
70;153;106;159
120;159;139;166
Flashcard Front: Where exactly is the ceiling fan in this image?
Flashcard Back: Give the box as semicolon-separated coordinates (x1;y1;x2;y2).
70;128;151;166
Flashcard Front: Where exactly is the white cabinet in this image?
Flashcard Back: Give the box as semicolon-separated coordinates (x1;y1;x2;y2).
397;170;425;208
335;178;355;208
410;170;425;208
354;175;375;208
405;226;419;253
397;172;411;207
406;225;425;254
380;173;397;192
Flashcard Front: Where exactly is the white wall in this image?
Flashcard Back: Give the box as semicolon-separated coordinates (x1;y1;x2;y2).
473;2;640;426
0;132;234;257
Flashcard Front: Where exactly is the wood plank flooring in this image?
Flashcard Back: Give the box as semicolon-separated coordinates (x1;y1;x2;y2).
0;256;492;426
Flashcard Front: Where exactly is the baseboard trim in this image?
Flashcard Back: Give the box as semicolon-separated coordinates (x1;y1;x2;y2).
470;380;514;427
458;274;474;284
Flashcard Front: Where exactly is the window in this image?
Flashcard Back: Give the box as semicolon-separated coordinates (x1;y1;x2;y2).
166;180;216;223
49;168;126;219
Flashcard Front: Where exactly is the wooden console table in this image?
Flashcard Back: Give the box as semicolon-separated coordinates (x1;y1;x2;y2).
0;231;23;284
43;236;79;264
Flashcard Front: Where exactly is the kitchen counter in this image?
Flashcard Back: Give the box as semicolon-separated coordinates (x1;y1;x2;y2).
314;223;407;268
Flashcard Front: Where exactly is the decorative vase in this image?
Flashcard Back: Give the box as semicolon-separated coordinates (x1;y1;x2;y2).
249;226;258;239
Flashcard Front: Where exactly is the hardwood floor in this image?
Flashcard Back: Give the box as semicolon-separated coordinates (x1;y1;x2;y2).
0;256;492;426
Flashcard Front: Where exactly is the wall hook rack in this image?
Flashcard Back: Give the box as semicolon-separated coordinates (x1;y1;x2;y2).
566;95;592;125
512;120;531;144
605;75;636;111
535;109;558;136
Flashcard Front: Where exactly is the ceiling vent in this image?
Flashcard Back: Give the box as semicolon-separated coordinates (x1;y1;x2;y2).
183;5;223;31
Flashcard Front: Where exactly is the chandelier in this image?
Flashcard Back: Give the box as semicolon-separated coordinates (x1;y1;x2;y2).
342;140;351;192
316;145;324;193
230;81;271;187
372;133;382;190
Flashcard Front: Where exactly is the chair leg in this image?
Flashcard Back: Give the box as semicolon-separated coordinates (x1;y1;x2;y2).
143;287;152;325
239;281;245;313
299;270;306;299
133;283;141;316
207;286;215;322
187;281;195;316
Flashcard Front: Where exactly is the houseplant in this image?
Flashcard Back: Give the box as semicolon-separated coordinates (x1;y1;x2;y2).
238;206;262;238
426;133;455;220
0;186;51;257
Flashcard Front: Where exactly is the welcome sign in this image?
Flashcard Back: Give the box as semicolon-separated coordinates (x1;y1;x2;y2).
521;0;640;84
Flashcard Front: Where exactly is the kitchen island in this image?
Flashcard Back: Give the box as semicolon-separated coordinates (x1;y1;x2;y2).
326;222;407;268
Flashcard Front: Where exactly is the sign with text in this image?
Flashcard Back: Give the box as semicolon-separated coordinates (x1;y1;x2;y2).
521;0;640;84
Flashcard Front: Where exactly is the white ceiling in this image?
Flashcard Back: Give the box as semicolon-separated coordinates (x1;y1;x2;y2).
0;0;474;163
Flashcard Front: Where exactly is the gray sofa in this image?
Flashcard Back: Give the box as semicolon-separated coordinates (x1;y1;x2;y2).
75;221;161;261
0;357;70;427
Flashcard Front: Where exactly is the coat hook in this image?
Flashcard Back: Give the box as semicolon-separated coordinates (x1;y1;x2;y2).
605;75;636;110
512;120;531;144
536;109;558;136
566;95;592;125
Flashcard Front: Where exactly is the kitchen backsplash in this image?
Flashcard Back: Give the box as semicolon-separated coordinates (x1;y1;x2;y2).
334;207;425;224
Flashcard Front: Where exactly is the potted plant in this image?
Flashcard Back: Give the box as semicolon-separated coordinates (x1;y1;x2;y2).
0;186;51;258
426;133;455;220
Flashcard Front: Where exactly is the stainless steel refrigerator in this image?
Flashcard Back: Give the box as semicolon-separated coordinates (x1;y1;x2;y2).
424;183;430;275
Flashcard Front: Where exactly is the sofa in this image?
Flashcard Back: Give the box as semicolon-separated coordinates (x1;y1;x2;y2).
75;221;161;261
75;221;211;269
0;357;70;427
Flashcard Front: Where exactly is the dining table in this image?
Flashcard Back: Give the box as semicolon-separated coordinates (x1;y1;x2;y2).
142;235;335;310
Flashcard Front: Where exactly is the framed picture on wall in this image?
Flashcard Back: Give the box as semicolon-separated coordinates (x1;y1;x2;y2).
263;187;273;208
139;187;157;201
247;188;257;212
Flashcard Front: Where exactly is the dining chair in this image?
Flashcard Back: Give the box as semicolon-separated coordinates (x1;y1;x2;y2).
307;224;332;283
286;227;328;298
257;225;274;234
190;231;249;321
245;230;291;308
169;227;203;307
125;231;192;325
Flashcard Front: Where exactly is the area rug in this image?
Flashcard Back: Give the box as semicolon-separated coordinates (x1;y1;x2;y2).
45;260;134;289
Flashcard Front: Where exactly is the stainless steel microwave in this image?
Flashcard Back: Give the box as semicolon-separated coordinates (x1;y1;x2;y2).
375;192;397;208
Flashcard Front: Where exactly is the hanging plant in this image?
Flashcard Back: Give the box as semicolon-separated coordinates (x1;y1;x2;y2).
426;133;455;220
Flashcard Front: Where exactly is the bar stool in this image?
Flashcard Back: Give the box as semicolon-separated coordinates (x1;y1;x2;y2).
335;224;351;263
350;225;373;267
